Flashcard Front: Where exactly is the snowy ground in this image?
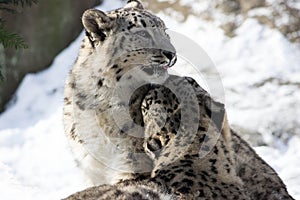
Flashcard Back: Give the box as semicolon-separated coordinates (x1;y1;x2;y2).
0;0;299;199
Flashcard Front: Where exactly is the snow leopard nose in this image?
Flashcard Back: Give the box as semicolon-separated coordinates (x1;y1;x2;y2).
162;50;177;67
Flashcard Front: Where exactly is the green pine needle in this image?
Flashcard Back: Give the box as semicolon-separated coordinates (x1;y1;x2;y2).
0;0;38;7
0;0;37;49
0;25;28;49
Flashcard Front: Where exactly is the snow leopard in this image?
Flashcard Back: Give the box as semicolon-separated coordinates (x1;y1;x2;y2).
63;0;294;199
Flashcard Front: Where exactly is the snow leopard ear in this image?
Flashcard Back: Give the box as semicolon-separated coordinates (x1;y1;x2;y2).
82;9;113;45
125;0;144;9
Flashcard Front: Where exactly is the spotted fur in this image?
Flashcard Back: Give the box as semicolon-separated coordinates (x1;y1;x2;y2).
64;0;294;199
64;178;176;200
63;0;176;185
140;76;293;199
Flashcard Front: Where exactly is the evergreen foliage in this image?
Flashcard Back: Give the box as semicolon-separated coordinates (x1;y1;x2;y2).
0;0;37;49
0;0;37;7
0;25;28;49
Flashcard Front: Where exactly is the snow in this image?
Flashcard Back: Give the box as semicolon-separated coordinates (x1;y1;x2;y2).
0;110;86;200
0;31;86;200
255;136;300;199
0;0;299;199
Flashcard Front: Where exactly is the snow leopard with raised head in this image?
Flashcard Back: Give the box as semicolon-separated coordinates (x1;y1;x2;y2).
64;0;176;185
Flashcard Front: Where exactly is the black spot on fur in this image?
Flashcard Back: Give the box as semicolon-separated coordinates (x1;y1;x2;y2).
182;178;194;185
211;166;218;174
70;82;76;89
199;190;205;197
198;126;207;131
116;68;123;74
116;75;122;81
78;139;84;144
177;186;190;194
209;158;217;165
171;182;179;187
114;189;123;197
200;174;208;182
180;159;193;164
97;79;103;87
75;101;85;111
128;24;136;30
211;178;217;183
163;152;170;157
213;146;219;154
147;138;162;152
64;97;71;105
131;192;143;198
141;19;147;27
174;168;184;173
185;171;196;177
212;192;218;198
155;100;161;104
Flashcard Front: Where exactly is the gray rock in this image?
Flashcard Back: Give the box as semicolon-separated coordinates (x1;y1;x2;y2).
0;0;101;113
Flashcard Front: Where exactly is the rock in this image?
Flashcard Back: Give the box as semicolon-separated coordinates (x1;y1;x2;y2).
146;0;300;44
0;0;101;113
239;0;266;12
216;0;240;14
220;22;238;37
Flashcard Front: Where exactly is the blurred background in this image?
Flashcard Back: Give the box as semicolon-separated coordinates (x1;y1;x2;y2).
0;0;299;199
